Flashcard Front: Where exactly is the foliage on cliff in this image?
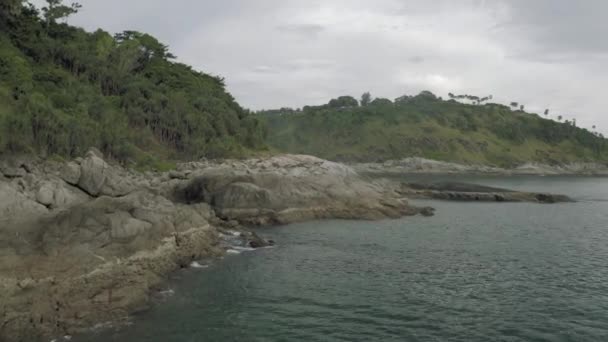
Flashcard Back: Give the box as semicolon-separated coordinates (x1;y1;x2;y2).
0;1;266;166
261;92;608;166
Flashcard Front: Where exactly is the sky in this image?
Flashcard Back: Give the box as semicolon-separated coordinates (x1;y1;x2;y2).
31;0;608;132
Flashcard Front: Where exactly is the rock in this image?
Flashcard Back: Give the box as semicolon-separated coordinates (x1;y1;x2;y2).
78;152;134;197
1;166;26;178
0;182;48;226
177;154;418;225
397;181;573;203
419;207;435;217
169;170;186;179
352;158;608;176
86;147;104;159
78;153;108;196
35;182;55;207
249;239;265;248
35;180;89;209
110;215;152;240
60;162;81;185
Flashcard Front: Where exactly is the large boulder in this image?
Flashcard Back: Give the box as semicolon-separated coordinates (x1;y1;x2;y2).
35;180;89;209
60;161;81;185
78;150;135;197
0;182;48;227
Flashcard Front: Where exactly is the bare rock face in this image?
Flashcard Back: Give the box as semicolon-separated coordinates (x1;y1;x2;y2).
0;182;48;226
176;155;422;225
396;181;574;203
78;149;135;197
59;161;81;185
35;180;89;209
2;189;223;341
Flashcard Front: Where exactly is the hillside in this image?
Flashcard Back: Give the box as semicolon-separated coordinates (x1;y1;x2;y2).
0;1;266;169
261;92;608;166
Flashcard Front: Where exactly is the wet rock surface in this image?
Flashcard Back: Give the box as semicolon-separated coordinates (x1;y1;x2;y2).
397;181;573;203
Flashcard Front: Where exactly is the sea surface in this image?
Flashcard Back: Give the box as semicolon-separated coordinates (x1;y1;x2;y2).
78;175;608;342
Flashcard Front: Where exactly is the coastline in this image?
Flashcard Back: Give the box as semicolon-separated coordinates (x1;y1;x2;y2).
0;150;580;341
0;150;428;342
350;157;608;176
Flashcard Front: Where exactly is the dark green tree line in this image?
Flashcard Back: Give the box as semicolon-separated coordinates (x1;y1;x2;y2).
0;0;266;164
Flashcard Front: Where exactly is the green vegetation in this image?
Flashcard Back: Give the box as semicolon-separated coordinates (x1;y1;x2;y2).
261;92;608;166
1;1;605;169
0;1;266;167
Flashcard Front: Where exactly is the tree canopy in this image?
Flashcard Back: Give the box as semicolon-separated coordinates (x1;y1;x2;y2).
0;0;266;167
260;91;607;166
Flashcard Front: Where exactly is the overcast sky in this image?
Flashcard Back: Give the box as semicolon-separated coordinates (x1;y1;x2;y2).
31;0;608;131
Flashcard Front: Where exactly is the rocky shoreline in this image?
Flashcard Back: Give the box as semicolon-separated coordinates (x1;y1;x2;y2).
393;181;573;203
352;157;608;176
0;150;430;342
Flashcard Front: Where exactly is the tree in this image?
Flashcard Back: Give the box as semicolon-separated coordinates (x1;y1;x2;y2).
42;0;81;24
394;95;411;104
328;96;358;108
558;115;563;121
520;105;525;111
544;109;549;116
115;31;176;60
370;98;393;106
417;90;437;100
0;0;24;18
510;102;519;109
360;92;372;106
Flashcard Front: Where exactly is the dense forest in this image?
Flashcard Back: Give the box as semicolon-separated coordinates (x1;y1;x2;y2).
0;0;266;169
261;92;608;166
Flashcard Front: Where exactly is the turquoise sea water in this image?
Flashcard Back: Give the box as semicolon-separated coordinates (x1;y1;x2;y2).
79;176;608;342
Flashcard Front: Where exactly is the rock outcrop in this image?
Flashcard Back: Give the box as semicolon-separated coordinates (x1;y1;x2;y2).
173;155;425;225
394;181;573;203
0;150;426;341
353;157;608;176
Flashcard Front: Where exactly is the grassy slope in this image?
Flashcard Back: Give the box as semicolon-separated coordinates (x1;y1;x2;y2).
262;95;608;167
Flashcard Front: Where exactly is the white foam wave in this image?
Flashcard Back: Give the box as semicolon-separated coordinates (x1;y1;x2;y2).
232;246;256;252
158;288;175;296
190;261;208;269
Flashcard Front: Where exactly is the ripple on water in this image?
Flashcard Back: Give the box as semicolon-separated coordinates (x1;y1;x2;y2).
78;176;608;342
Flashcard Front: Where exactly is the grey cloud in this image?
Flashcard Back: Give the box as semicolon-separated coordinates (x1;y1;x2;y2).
276;24;326;36
496;0;608;58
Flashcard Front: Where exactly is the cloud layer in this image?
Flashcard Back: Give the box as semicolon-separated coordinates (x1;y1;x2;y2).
32;0;608;131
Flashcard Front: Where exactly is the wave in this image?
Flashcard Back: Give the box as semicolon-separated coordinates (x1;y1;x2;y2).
190;261;209;269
